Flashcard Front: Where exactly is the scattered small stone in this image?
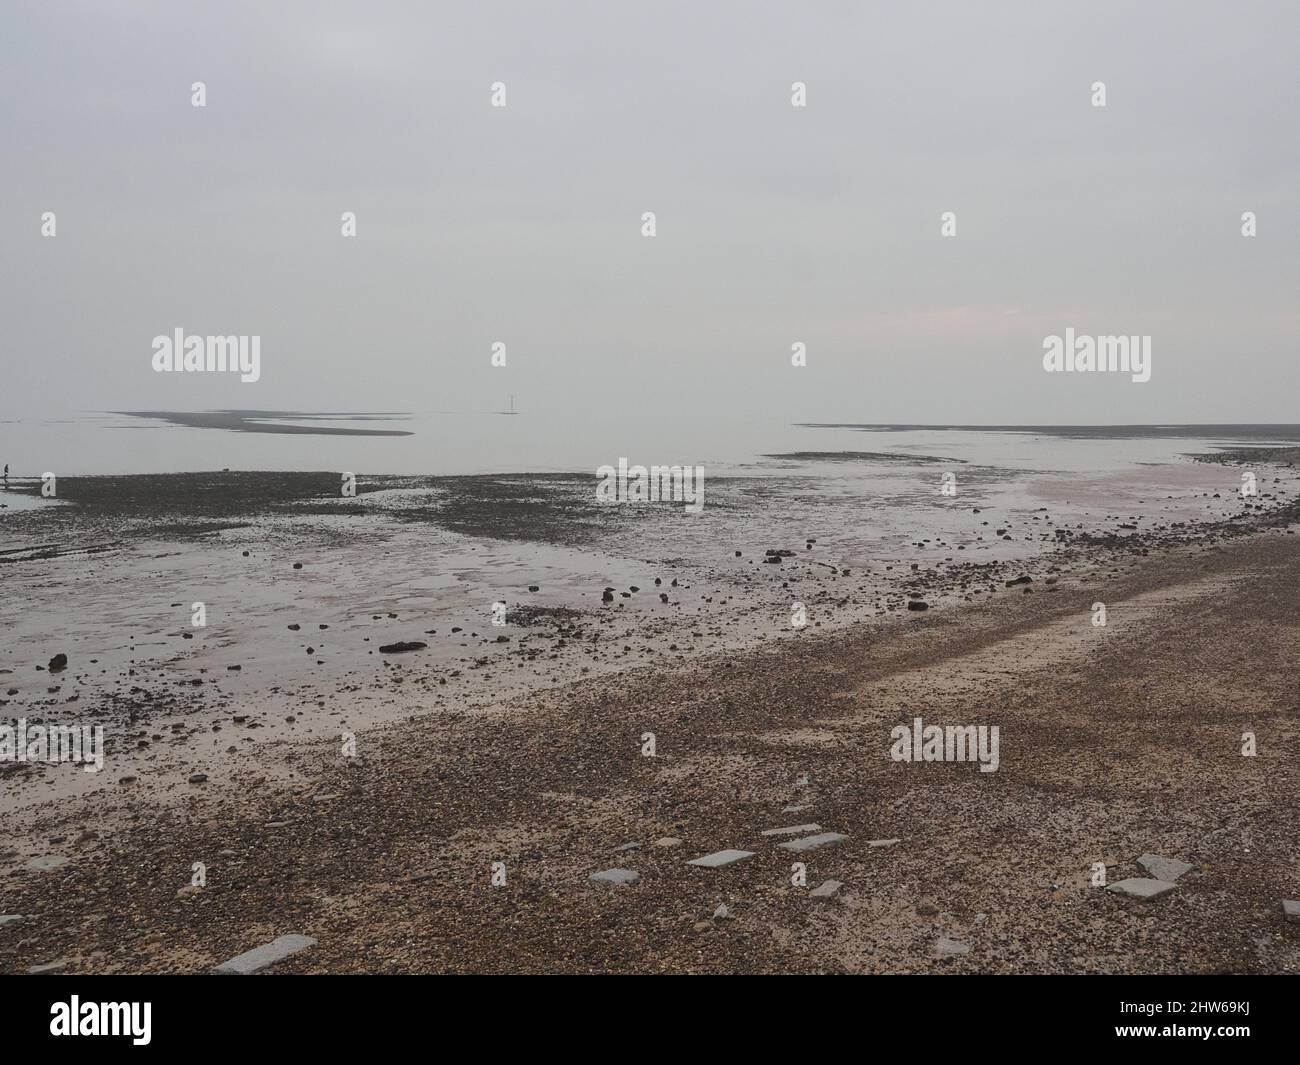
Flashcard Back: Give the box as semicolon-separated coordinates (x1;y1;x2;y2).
48;653;68;672
907;601;928;611
653;837;682;848
212;934;317;975
712;903;730;920
613;842;641;853
188;773;208;784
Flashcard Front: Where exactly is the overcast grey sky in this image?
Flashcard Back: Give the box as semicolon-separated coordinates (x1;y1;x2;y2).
2;0;1297;424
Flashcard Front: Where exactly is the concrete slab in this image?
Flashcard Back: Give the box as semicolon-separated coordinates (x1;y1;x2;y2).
778;832;848;853
212;934;317;974
761;823;821;837
810;880;842;900
590;868;640;885
935;938;971;959
1107;877;1178;900
25;855;70;872
1137;854;1194;882
687;849;754;868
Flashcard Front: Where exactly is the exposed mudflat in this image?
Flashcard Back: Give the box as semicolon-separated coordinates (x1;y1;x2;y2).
1;461;1299;973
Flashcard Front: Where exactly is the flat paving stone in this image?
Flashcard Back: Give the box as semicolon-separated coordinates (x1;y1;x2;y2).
0;915;27;926
687;849;755;868
25;855;70;872
1283;900;1300;923
212;934;317;974
1137;854;1194;882
590;868;640;885
810;880;843;900
778;832;848;853
28;960;69;974
1107;877;1178;900
653;837;682;848
761;823;821;837
935;938;971;959
868;838;901;848
613;842;641;853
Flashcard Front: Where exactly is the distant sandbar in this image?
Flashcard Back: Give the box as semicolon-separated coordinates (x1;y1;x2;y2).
116;410;414;437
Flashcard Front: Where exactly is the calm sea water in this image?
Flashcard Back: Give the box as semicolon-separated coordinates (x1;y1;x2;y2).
0;410;1291;479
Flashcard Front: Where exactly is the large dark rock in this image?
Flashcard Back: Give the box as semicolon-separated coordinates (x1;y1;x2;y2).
378;641;427;654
